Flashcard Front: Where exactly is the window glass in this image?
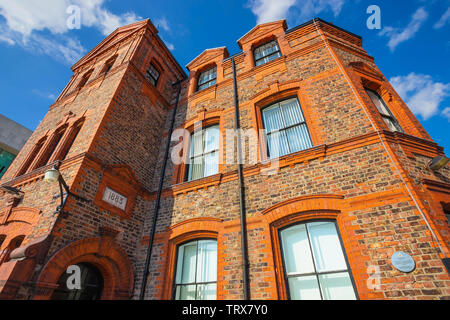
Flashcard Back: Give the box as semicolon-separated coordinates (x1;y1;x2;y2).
197;67;217;91
280;221;357;300
175;240;217;300
262;98;313;159
254;41;282;66
146;64;160;86
187;125;219;181
365;88;403;132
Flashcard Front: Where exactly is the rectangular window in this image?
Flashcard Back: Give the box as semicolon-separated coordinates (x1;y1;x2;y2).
146;63;160;87
254;40;282;67
365;88;403;132
197;67;217;91
187;125;219;181
262;98;313;159
174;240;217;300
280;222;357;300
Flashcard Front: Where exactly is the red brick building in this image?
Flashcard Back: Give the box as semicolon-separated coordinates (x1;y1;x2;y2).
0;18;449;300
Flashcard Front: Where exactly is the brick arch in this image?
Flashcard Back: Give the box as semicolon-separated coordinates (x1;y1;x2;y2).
160;217;223;299
6;207;41;225
261;194;344;225
261;195;346;300
35;237;134;300
0;207;41;250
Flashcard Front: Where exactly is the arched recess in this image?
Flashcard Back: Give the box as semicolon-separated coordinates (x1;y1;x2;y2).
261;195;355;300
0;207;41;252
35;237;134;300
160;217;223;300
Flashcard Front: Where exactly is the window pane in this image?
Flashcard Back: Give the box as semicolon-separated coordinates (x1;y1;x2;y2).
365;89;390;116
262;105;284;133
280;99;304;126
197;283;217;300
204;152;218;177
307;222;347;273
189;156;204;181
177;242;197;284
176;285;197;300
281;224;315;275
204;126;219;153
196;240;217;283
267;131;289;158
192;131;203;157
288;276;321;300
286;124;312;153
319;272;356;300
383;117;401;132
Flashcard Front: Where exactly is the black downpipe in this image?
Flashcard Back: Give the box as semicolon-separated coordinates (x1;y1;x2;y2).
232;57;250;300
140;79;184;300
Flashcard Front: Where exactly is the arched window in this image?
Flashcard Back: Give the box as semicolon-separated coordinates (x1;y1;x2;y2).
51;263;104;300
16;138;46;176
262;97;313;159
77;70;93;90
58;120;84;161
8;235;25;251
37;125;68;168
174;239;217;300
186;125;220;181
280;221;357;300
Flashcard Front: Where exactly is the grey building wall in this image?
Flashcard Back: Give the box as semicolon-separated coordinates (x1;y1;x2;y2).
0;114;32;155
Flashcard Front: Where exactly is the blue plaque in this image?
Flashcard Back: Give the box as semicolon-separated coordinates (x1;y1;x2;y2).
391;251;415;273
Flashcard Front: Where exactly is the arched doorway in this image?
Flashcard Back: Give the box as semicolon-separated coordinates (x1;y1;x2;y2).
51;263;104;300
36;237;134;300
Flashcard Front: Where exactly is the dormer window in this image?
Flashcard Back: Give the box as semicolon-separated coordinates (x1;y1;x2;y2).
254;40;281;67
146;63;160;87
197;66;217;91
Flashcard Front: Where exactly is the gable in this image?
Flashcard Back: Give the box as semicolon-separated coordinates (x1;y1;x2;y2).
237;20;287;49
186;47;229;71
72;19;155;71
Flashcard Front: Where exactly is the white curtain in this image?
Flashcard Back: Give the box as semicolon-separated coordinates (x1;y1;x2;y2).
307;222;347;273
263;99;312;158
188;126;219;181
281;222;356;300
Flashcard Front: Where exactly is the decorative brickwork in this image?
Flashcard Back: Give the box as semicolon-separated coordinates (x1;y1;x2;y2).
0;18;448;300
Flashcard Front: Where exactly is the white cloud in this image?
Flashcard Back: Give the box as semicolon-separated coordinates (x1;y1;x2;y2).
442;107;450;121
390;73;450;120
0;0;141;64
154;17;171;32
32;89;56;100
247;0;346;25
434;7;450;29
379;7;428;51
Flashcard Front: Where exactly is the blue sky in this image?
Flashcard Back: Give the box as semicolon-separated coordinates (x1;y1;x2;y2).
0;0;449;153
